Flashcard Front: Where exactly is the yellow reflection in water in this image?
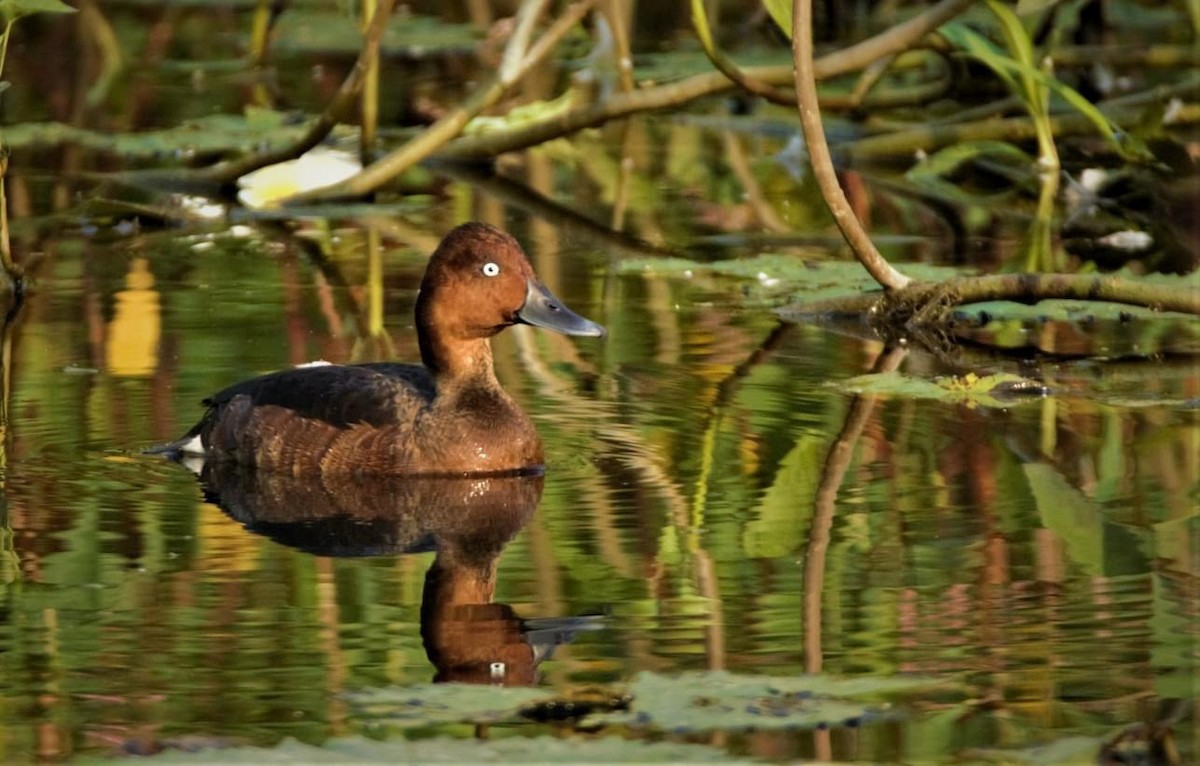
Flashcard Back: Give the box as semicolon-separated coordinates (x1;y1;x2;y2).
106;257;160;377
196;502;265;573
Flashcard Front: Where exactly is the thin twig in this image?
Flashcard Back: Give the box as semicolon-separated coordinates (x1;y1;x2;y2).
500;0;553;82
600;0;633;94
691;0;795;105
439;0;976;160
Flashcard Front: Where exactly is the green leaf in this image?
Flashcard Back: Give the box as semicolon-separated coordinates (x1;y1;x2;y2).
905;140;1034;202
762;0;792;40
1015;0;1065;14
940;22;1023;96
939;21;1153;161
0;0;76;25
1155;515;1200;576
985;0;1038;69
743;433;823;558
1024;463;1104;575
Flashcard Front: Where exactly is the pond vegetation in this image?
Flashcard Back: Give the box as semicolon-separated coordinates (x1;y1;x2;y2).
0;0;1197;763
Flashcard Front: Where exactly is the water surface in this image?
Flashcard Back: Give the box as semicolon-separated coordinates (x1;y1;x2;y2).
1;6;1197;761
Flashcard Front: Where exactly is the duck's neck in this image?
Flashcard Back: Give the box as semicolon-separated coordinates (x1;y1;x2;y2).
420;331;500;390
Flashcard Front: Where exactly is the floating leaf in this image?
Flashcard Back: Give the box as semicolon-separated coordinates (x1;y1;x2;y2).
839;371;1048;408
620;254;968;306
348;683;555;727
951;299;1200;357
269;10;478;56
0;117;313;158
237;148;362;209
586;671;948;733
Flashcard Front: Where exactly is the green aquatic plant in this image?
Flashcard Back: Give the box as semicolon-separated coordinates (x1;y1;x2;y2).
0;0;75;88
938;1;1150;169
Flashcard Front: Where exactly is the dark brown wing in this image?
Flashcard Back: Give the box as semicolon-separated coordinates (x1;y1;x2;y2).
201;363;435;429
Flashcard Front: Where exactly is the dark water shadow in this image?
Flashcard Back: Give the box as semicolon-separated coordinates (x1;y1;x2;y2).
192;462;603;686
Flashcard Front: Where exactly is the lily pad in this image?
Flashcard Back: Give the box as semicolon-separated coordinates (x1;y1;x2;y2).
270;11;478;57
586;670;947;733
838;371;1049;408
77;734;757;764
951;299;1200;357
348;683;556;727
1;114;317;159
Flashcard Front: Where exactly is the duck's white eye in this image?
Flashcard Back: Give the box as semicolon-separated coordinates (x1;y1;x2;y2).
482;262;501;277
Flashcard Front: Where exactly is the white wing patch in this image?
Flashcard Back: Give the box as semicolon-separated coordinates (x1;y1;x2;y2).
176;434;206;455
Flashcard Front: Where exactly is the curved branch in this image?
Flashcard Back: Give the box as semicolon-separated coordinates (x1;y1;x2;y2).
792;0;911;290
690;0;795;105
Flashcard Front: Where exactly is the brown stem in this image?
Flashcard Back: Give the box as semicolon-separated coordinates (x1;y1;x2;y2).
805;346;907;674
0;156;18;291
792;0;911;290
439;0;976;160
193;0;396;186
600;0;633;93
283;0;596;203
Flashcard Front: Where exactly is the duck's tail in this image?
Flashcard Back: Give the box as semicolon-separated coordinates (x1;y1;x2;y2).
143;428;205;460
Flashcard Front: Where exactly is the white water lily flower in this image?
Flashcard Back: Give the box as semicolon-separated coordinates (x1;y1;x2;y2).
237;148;362;208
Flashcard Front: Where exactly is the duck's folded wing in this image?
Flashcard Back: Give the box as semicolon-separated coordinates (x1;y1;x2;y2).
147;363;435;460
202;363;435;429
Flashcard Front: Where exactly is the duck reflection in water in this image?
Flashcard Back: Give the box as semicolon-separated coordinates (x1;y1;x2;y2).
195;461;603;685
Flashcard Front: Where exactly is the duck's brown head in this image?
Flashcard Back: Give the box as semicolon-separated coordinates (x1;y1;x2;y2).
416;222;604;374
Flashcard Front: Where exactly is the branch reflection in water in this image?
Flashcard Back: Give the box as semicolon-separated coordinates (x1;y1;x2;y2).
185;461;604;686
